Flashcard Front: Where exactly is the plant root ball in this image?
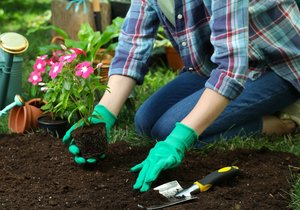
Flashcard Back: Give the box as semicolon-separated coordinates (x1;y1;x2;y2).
72;123;108;159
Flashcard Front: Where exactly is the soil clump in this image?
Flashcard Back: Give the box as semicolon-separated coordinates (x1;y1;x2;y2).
73;123;107;159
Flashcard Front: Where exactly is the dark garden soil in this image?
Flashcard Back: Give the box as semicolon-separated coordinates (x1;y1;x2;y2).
0;132;299;210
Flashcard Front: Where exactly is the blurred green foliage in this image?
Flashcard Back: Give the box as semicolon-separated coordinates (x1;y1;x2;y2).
0;0;51;33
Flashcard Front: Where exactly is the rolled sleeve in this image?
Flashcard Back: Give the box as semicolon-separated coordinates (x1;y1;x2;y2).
205;70;244;99
109;0;160;85
205;0;249;99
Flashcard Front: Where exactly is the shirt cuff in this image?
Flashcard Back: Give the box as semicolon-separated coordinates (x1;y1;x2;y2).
205;69;244;100
108;57;148;85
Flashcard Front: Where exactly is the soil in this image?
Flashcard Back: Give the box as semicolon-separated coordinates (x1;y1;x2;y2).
73;123;108;159
0;132;299;210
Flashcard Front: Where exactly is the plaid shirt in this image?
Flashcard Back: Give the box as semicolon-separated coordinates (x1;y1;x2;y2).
109;0;300;99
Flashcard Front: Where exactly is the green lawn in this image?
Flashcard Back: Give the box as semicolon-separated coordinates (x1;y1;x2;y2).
0;0;300;209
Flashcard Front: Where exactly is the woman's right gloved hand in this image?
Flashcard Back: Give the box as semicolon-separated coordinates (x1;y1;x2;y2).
62;104;117;165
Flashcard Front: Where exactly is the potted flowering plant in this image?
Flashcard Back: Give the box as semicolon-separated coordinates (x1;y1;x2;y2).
28;45;108;140
28;17;125;123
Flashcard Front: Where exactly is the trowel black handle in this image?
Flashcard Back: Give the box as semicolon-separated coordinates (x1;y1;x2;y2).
194;166;239;193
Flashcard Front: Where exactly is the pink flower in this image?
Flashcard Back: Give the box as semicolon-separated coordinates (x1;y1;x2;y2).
70;48;86;56
33;58;47;73
37;55;48;60
59;53;77;63
75;61;94;78
28;71;42;85
96;62;103;69
49;62;64;79
52;50;64;58
47;57;56;66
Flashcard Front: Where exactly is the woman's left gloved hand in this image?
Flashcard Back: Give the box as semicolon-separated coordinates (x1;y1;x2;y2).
62;104;117;165
131;122;198;192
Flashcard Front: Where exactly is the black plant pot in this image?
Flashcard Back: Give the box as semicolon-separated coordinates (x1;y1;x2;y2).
37;115;69;138
110;1;131;19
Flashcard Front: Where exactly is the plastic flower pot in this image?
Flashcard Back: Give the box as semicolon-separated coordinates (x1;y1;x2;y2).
110;0;131;20
8;98;46;134
37;115;69;139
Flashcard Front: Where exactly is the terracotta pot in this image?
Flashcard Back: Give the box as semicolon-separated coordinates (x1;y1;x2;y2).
37;115;69;138
165;46;184;72
8;98;46;134
27;98;47;128
8;106;27;134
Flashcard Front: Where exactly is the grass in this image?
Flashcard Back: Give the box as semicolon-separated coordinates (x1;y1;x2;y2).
0;1;300;209
292;177;300;210
208;135;300;156
110;67;176;146
0;116;8;134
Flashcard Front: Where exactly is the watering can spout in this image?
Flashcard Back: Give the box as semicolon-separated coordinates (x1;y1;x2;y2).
0;94;24;117
0;32;29;109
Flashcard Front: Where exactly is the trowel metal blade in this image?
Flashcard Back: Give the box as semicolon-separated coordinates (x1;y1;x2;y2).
146;196;198;210
148;181;197;210
153;180;183;198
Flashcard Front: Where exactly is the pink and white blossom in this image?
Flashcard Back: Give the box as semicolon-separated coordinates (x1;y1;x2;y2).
47;57;57;66
75;61;94;78
52;50;64;58
70;48;86;56
28;71;42;85
33;58;47;73
49;62;64;79
59;53;77;63
96;62;103;69
37;55;48;60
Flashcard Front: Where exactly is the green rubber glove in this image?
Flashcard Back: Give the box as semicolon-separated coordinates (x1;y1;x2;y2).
62;104;117;165
131;122;198;192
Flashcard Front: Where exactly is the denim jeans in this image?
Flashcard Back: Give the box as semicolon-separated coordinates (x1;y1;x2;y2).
134;70;299;148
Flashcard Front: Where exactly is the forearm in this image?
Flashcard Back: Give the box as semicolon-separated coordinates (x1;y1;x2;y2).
99;75;136;116
181;88;230;135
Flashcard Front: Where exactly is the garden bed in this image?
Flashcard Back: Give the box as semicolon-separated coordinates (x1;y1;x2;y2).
0;132;299;209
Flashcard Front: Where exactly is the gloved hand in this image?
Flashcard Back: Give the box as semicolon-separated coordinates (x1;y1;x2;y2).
62;104;117;165
131;122;198;192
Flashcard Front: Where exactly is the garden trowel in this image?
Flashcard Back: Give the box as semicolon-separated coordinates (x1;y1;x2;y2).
146;166;240;210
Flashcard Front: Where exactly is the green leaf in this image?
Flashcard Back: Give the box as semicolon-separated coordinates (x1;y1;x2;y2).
38;43;62;55
68;107;79;123
62;92;70;110
63;81;71;90
54;101;63;110
26;25;69;39
30;86;38;98
51;91;59;102
78;105;88;115
64;39;86;50
78;23;95;41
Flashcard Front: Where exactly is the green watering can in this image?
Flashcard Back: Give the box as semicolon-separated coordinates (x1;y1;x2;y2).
0;32;28;114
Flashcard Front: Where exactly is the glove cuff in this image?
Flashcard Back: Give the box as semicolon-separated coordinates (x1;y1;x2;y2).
92;104;117;128
165;122;198;150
